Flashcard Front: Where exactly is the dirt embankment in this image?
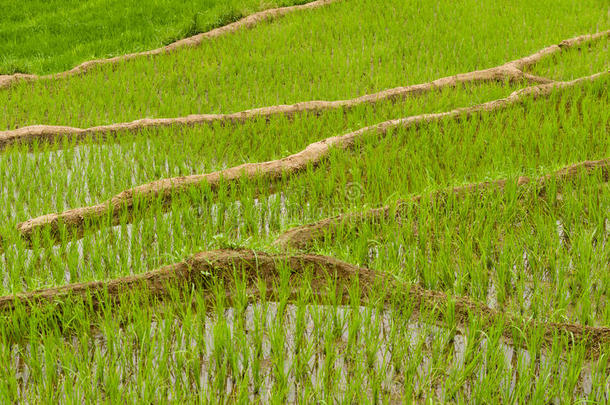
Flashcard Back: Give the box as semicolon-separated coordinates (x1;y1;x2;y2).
1;249;608;357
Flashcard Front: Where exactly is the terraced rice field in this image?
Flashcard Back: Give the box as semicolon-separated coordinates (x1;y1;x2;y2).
0;0;608;402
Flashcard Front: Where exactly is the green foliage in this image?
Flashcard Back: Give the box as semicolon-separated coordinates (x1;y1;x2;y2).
0;0;608;400
529;36;610;80
1;0;609;129
0;0;307;75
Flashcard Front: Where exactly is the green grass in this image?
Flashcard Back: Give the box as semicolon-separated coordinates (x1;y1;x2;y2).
0;242;607;402
0;81;521;222
0;0;312;75
0;0;609;401
1;0;608;129
1;77;607;293
528;36;609;80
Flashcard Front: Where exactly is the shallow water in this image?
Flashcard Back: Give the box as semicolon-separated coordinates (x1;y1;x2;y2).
6;302;608;402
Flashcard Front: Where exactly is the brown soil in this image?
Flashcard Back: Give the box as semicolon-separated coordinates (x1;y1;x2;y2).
1;249;608;357
1;30;608;150
11;72;607;247
275;158;610;249
0;0;339;90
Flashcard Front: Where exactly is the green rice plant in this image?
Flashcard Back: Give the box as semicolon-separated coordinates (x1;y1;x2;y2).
528;36;609;81
0;275;605;401
0;0;315;75
1;0;608;129
0;82;521;224
315;175;608;322
1;79;607;300
0;11;607;400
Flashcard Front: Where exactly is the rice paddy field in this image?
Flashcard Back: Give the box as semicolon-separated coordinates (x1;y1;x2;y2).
0;0;309;75
0;0;609;402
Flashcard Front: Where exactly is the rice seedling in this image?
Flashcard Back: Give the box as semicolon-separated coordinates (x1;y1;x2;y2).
1;0;608;129
0;75;605;296
527;35;609;81
0;260;607;402
0;81;521;223
7;28;606;149
0;0;608;401
0;0;324;75
3;74;605;253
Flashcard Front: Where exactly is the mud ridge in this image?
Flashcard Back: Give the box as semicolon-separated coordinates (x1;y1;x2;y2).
1;30;609;150
1;249;608;356
9;72;606;247
275;158;610;249
0;0;339;90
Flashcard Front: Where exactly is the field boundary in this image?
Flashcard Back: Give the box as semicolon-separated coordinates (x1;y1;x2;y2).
1;29;608;150
1;249;608;356
9;72;607;246
0;0;340;90
275;158;610;249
